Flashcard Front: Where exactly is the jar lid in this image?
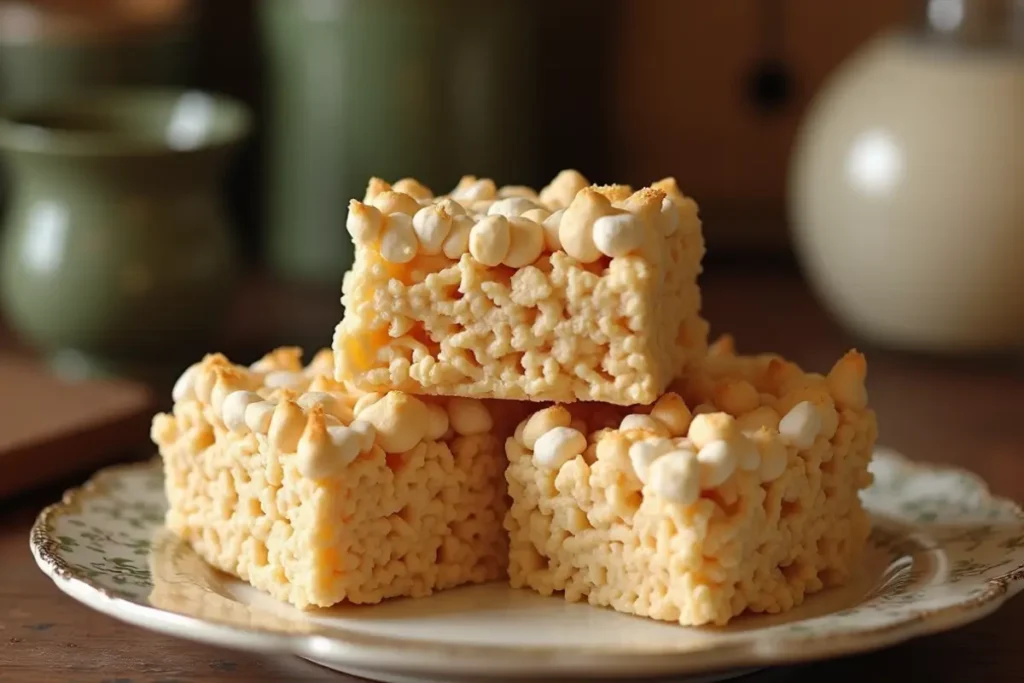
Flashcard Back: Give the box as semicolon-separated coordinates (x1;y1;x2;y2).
0;0;194;45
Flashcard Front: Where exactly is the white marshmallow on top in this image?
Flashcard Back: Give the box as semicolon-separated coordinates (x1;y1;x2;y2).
442;215;474;260
372;190;421;217
559;188;612;263
533;426;586;470
221;390;262;433
628;437;674;484
660;197;680;236
541;209;565;251
244;400;276;433
619;413;670;438
593;212;644;258
357;392;428;453
778;401;822;449
649;393;692;437
412;205;453;256
503;217;545;268
423;403;450;441
520;406;572;450
264;370;306;390
380;213;418;264
696;440;739;488
447;397;493;436
488;197;540;218
469;215;511;266
750;429;788;483
172;363;199;402
647;450;700;505
346;200;383;242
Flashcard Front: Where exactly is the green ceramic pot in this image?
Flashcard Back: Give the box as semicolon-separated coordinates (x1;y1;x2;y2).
0;89;250;380
259;0;539;288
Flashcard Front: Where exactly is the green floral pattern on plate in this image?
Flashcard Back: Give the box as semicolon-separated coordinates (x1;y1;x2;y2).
28;448;1024;679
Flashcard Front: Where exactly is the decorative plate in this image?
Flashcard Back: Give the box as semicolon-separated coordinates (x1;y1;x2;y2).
31;448;1024;683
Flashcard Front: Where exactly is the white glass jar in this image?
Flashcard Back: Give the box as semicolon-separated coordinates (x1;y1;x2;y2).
790;0;1024;353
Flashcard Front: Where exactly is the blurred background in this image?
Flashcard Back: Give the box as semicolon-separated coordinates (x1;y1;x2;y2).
4;0;1024;495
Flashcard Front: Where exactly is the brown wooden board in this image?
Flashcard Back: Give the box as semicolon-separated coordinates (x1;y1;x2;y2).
0;355;154;499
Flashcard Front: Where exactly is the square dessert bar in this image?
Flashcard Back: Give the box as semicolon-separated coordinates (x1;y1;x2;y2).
504;339;877;626
151;347;519;609
333;169;709;405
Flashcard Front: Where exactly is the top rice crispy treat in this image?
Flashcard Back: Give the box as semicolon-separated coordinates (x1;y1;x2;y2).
151;347;523;609
504;338;877;626
333;170;709;405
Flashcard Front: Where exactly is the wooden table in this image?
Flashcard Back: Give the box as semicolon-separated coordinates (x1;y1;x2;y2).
3;266;1024;683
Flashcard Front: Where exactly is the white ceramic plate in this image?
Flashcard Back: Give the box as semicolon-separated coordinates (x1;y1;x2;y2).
31;448;1024;683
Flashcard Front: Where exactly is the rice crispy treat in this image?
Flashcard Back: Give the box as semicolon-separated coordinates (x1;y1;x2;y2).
504;338;877;626
151;347;520;609
333;169;709;405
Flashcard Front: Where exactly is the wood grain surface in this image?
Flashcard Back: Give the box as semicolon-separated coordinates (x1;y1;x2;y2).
3;266;1024;682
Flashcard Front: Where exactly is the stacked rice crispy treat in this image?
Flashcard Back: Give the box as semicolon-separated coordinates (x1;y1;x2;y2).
152;170;876;626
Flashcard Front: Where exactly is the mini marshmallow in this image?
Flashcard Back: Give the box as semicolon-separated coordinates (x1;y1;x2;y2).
697;440;738;488
649;392;692;437
736;406;781;433
469;215;511;267
221;390;262;433
541;209;564;251
628;437;674;484
660;197;680;236
268;401;304;452
357;392;428;453
172;364;199;402
353;392;384;416
436;197;466;217
297;423;363;479
452;176;496;202
297;391;343;417
488;197;540;218
714;380;760;416
733;433;761;472
647;450;700;505
447;397;493;436
346;200;383;242
498;184;538;199
520;207;551;224
520;406;572;450
533;426;586;470
244;400;276;433
347;419;377;453
372;190;421;217
751;429;788;483
264;370;306;390
593;212;643;258
392;178;433;201
827;350;869;410
442;215;474;260
559;188;612;263
687;413;739;449
503;217;545;267
779;401;822;449
380;213;418;264
619;413;670;437
412;205;453;256
539;169;589;209
424;403;450;441
363;177;391;201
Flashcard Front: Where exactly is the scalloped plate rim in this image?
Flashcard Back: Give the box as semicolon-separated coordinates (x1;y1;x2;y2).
29;448;1024;679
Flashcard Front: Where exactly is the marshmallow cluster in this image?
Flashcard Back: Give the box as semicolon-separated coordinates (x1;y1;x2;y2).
515;341;870;507
346;170;695;268
169;349;497;480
